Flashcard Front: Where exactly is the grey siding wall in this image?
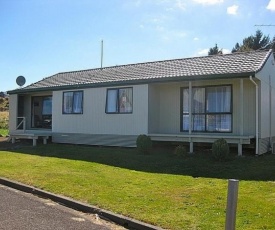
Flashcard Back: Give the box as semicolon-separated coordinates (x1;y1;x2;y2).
52;133;138;147
242;79;256;135
52;84;149;136
24;95;32;129
8;94;18;131
148;84;160;133
256;54;275;139
158;83;181;133
255;54;275;153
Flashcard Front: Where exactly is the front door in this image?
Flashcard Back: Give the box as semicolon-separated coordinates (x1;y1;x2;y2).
31;96;52;129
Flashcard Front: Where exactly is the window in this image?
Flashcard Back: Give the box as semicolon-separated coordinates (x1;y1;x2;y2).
181;85;232;132
63;91;83;114
106;87;133;113
42;97;52;115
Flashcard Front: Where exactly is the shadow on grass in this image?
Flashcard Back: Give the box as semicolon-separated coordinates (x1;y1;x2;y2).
5;140;275;181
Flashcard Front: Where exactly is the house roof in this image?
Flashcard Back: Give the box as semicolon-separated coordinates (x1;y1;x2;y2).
8;49;273;94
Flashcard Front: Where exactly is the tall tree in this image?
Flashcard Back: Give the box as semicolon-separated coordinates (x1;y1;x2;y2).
270;36;275;52
208;43;223;55
232;30;271;52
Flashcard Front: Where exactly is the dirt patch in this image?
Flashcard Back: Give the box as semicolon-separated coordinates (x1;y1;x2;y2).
0;136;33;150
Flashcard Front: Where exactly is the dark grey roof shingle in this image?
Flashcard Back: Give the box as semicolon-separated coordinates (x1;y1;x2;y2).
9;49;272;93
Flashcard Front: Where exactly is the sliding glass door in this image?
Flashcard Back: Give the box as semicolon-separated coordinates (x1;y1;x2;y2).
31;96;52;129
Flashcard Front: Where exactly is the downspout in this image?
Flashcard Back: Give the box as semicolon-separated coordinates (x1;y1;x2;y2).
249;75;259;155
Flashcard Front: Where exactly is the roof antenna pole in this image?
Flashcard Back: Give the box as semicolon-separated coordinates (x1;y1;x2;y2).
101;40;103;69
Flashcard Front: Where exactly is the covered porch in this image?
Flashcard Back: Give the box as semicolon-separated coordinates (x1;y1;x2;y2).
148;77;258;156
8;91;53;146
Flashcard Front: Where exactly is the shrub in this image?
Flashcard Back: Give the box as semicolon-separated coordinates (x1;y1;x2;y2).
0;120;8;129
136;134;152;154
174;145;187;156
0;112;8;129
212;138;229;161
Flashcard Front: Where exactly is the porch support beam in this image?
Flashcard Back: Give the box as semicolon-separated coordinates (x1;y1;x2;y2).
238;141;242;156
189;139;193;153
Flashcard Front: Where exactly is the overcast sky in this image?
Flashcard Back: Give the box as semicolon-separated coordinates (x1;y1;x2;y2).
1;0;275;92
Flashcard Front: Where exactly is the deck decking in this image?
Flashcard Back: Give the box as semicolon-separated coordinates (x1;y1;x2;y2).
149;133;255;156
9;130;52;146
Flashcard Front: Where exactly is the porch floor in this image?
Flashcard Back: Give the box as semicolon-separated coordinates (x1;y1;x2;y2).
149;133;255;156
9;130;52;146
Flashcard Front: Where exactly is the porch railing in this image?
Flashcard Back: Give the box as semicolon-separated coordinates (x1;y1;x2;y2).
16;117;26;131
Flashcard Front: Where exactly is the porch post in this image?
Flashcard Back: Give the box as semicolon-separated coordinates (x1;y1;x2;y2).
189;81;193;153
238;142;242;156
239;79;244;156
32;138;37;147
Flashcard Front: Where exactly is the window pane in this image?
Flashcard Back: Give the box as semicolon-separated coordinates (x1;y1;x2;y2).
207;114;231;132
193;115;205;131
42;97;52;115
182;89;189;113
63;92;73;113
182;115;189;131
73;91;83;113
106;89;118;113
119;88;133;113
207;86;231;112
192;88;205;113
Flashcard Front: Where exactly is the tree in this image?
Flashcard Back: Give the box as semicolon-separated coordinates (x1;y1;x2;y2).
232;30;271;52
270;36;275;52
208;43;223;55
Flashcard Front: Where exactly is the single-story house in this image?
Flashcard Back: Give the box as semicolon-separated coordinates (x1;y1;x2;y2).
7;49;275;155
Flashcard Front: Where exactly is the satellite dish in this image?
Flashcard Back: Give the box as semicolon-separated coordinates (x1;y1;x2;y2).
16;75;26;87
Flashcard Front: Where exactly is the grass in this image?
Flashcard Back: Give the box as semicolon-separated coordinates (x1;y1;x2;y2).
0;143;275;229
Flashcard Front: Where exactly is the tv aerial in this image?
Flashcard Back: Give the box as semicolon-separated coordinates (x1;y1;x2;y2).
16;75;26;87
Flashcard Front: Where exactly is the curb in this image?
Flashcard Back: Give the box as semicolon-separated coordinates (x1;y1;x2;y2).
0;177;163;230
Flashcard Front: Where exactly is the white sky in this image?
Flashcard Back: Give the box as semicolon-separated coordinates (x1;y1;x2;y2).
1;0;275;92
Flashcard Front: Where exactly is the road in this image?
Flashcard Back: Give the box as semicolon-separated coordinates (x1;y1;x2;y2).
0;185;125;230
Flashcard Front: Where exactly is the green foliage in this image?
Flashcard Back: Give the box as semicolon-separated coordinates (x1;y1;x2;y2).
0;112;8;130
0;129;8;136
232;30;273;52
0;120;8;129
0;97;9;112
174;145;187;156
212;138;229;161
208;43;223;55
136;134;152;154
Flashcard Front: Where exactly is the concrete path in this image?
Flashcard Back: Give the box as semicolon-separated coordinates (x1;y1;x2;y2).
0;185;124;230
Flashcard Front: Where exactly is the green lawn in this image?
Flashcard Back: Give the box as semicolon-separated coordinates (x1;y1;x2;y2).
0;143;275;229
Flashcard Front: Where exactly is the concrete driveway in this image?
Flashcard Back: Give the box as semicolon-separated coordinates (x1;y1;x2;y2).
0;185;125;230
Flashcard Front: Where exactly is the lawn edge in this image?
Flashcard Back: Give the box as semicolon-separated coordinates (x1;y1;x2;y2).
0;177;163;230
